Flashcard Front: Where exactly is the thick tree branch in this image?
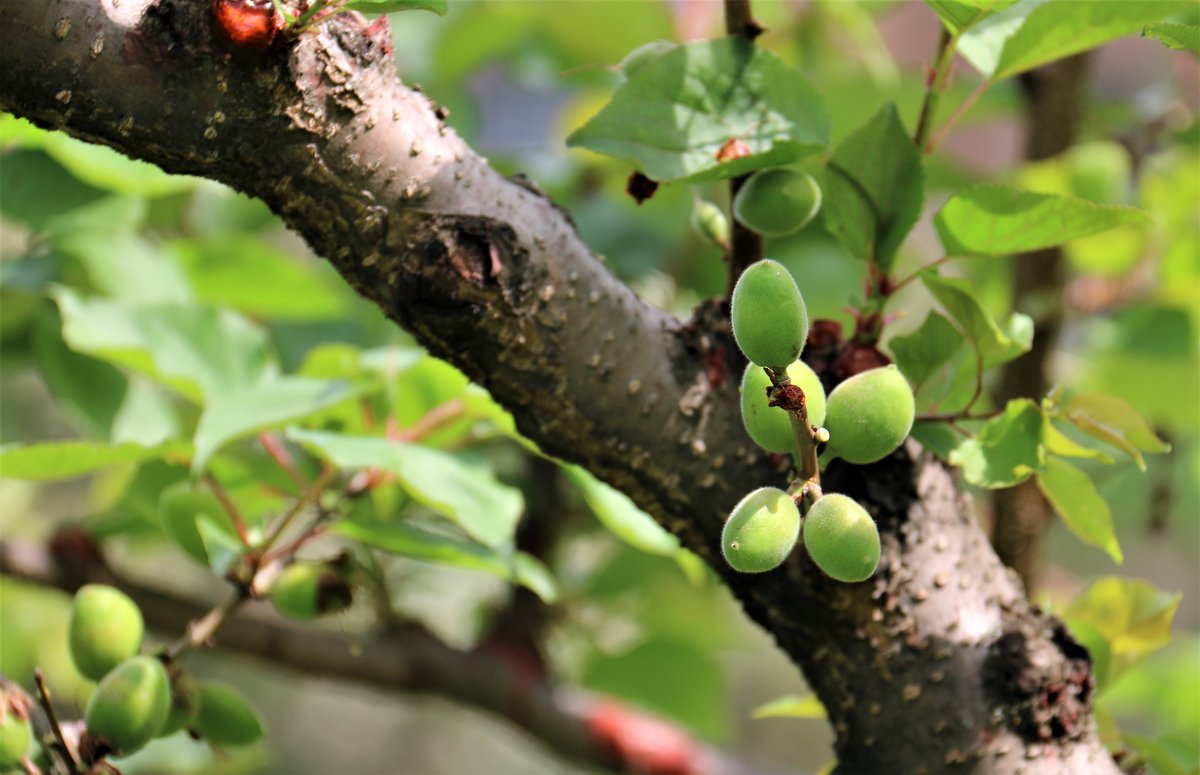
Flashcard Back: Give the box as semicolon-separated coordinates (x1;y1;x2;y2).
0;3;1119;771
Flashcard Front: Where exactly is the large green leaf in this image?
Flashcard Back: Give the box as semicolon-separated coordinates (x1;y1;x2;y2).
336;520;557;602
54;288;278;403
59;231;193;305
0;440;174;481
288;429;522;550
192;377;361;473
958;0;1191;81
1143;22;1200;53
41;132;197;196
562;465;679;556
924;0;1020;33
1063;577;1180;688
887;312;961;391
949;398;1044;488
934;185;1150;257
1036;457;1122;564
822;104;923;273
566;38;829;184
1062;393;1170;471
920;273;1032;367
31;307;127;440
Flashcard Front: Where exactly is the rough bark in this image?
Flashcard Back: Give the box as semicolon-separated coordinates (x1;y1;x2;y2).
0;2;1118;772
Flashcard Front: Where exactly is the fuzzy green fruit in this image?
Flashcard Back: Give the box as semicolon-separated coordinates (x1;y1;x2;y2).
69;585;145;682
741;361;827;453
193;683;263;747
824;365;914;464
84;656;170;757
731;259;809;370
722;487;801;573
691;199;730;249
733;168;822;236
802;494;880;582
271;562;353;621
0;690;32;769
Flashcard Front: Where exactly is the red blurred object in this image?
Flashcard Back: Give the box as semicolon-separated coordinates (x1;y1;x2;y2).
211;0;284;49
586;700;700;775
715;137;752;162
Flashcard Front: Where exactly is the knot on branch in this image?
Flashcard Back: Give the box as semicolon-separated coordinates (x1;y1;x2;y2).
768;383;806;413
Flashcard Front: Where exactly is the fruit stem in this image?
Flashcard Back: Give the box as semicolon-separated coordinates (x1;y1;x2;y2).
765;367;821;502
33;669;81;775
162;587;247;661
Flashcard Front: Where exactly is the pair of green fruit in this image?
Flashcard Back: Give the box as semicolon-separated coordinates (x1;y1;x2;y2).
67;585;262;759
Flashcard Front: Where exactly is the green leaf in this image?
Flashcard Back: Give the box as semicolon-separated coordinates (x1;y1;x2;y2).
934;185;1150;257
887;312;961;391
344;0;447;14
54;288;278;403
1036;457;1122;564
41;132;197;196
910;421;963;461
582;640;727;740
1122;733;1200;775
1143;22;1200;53
562;465;679;556
949;398;1044;488
924;0;1019;33
822;103;923;273
0;440;173;481
170;236;345;321
192;377;361;473
1062;393;1171;471
159;482;234;565
62;231;193;305
288;429;522;550
31;307;127;440
336;520;556;602
111;377;180;448
920;273;1032;367
1041;419;1114;464
1063;577;1180;688
566;38;830;184
750;694;827;720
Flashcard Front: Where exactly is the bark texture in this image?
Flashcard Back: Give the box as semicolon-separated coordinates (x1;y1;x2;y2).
0;2;1117;772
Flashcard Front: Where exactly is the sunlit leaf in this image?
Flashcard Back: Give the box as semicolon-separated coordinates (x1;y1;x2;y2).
924;0;1019;33
1041;419;1113;464
1063;577;1180;687
1062;393;1171;471
949;398;1044;488
920;273;1032;368
562;464;679;556
887;312;961;391
0;440;175;481
1036;457;1122;564
751;693;827;720
41;132;198;196
567;38;830;184
1143;22;1200;53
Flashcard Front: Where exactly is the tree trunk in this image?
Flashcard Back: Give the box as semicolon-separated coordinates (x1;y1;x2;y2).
0;2;1118;771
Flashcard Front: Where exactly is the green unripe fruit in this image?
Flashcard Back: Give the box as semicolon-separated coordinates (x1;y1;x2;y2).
733;168;822;236
0;690;32;769
193;683;263;747
157;671;199;739
802;494;880;583
84;656;171;757
271;561;354;621
731;259;809;371
721;487;801;574
740;361;827;453
824;365;915;464
691;199;730;249
69;585;145;682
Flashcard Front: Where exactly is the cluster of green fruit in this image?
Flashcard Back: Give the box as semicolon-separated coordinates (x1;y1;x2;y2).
58;585;262;764
721;260;915;581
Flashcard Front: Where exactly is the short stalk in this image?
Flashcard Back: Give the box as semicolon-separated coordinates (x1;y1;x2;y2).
33;669;80;775
765;367;820;503
914;27;957;152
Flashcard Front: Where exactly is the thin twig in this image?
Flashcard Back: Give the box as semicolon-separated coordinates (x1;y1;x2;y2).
33;669;80;775
259;432;309;491
913;26;955;151
927;79;990;154
162;588;247;661
395;398;469;442
890;255;951;295
916;409;1000;423
257;465;338;556
204;474;251;547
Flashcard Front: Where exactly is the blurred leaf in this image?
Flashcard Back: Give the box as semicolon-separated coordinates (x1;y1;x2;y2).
0;440;175;481
170;236;345;321
751;693;827;720
336;520;557;602
1101;636;1200;740
1064;577;1180;687
32;306;127;439
949;398;1044;488
159;481;233;565
41;132;197;196
1143;22;1200;52
54;288;278;403
924;0;1019;32
288;429;522;549
1062;393;1171;471
921;273;1032;367
910;421;963;461
58;231;193;304
344;0;447;13
562;464;679;556
1036;457;1122;564
958;0;1190;81
1122;733;1200;775
583;640;727;740
823;103;924;273
192;377;360;473
887;312;961;391
567;38;829;184
111;377;179;447
1041;419;1113;464
0;150;106;230
934;185;1150;257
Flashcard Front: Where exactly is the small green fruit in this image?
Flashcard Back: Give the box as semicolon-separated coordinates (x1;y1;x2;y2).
0;689;32;769
741;361;827;453
193;682;264;747
84;656;171;757
824;365;915;464
731;259;809;370
733;168;822;236
69;585;145;682
802;494;880;583
157;671;199;739
271;561;354;621
722;487;801;574
691;199;730;249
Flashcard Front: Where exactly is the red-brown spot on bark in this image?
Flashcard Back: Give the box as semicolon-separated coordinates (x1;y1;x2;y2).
703;345;727;389
626;172;658;205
